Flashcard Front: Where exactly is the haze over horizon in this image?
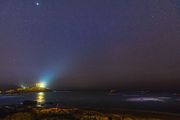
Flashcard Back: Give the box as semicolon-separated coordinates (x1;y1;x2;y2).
0;0;180;90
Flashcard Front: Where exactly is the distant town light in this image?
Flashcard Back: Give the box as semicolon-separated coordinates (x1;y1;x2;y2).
21;85;26;89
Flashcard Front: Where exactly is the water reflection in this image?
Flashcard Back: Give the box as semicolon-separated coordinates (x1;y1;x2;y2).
36;92;45;106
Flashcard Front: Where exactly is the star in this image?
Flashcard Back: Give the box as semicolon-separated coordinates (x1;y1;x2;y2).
36;2;40;6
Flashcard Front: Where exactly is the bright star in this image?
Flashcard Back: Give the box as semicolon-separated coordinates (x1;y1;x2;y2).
36;2;40;6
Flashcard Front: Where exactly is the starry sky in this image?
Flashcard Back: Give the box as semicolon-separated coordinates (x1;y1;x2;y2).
0;0;179;90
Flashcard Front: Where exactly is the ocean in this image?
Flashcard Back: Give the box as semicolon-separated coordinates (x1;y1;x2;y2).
0;91;180;113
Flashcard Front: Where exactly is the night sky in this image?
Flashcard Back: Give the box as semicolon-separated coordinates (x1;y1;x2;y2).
0;0;179;90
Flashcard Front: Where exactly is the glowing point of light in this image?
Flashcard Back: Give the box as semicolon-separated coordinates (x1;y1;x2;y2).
40;82;46;88
21;85;26;89
36;82;47;88
36;2;40;6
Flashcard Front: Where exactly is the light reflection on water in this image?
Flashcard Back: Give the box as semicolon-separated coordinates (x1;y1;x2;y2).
1;92;180;113
36;92;45;105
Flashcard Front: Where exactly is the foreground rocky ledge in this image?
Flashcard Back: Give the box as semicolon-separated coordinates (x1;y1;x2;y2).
0;107;180;120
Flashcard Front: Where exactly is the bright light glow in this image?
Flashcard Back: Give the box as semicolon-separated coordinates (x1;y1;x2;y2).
36;2;40;6
40;82;46;88
21;85;26;89
36;92;45;104
36;82;47;88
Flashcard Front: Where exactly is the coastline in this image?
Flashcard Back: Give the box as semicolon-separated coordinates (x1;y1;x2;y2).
1;91;180;119
0;105;180;120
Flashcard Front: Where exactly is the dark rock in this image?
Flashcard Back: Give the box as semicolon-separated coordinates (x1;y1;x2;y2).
22;100;37;106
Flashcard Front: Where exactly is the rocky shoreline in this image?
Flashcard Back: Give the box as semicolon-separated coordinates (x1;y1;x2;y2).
0;102;180;120
0;88;52;95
